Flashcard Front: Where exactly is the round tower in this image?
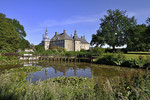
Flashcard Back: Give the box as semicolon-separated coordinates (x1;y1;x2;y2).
43;28;50;50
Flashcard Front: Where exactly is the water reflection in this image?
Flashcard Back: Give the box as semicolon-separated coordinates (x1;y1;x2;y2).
26;61;148;82
23;61;38;67
27;62;92;82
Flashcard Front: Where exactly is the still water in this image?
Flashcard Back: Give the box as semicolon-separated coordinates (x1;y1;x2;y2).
25;61;149;82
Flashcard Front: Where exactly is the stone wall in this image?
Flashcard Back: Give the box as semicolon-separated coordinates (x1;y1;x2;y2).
80;43;90;50
74;41;81;51
48;40;89;51
64;40;74;51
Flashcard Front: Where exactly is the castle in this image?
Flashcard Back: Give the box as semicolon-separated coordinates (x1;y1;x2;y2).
41;28;90;51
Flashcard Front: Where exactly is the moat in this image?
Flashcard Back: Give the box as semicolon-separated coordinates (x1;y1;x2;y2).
0;61;149;83
22;61;149;82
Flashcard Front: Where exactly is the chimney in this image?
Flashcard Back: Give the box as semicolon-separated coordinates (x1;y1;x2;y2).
81;36;83;39
74;30;77;34
55;32;57;36
63;30;66;33
83;35;85;39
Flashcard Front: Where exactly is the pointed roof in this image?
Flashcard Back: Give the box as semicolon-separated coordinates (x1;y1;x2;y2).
73;30;80;41
80;37;89;44
43;28;50;41
46;28;47;32
45;27;48;35
50;30;89;44
51;32;73;41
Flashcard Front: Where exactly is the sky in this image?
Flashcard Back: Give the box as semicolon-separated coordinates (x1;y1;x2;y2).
0;0;150;45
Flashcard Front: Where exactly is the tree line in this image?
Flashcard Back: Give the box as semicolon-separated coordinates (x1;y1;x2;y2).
91;9;150;51
0;13;30;53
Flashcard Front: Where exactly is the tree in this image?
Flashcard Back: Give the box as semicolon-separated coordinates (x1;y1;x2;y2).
127;24;147;51
0;13;20;52
29;43;35;50
35;44;44;52
19;39;30;50
9;19;26;39
90;30;105;47
91;9;136;50
145;18;150;50
127;17;150;51
0;13;29;52
146;17;150;25
8;17;29;50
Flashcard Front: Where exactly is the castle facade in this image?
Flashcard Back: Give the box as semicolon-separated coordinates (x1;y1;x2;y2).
41;29;90;51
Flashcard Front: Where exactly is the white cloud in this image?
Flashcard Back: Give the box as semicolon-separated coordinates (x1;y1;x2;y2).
39;15;102;27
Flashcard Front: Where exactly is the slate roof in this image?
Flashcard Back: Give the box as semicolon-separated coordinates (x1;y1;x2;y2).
80;38;89;44
73;36;81;41
50;32;89;44
51;33;73;41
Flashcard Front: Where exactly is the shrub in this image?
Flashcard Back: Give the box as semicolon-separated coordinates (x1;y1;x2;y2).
92;47;105;56
121;59;147;68
0;53;18;61
65;51;77;57
0;55;8;61
143;56;150;69
105;48;127;53
96;53;125;66
96;53;150;68
49;46;66;53
2;52;19;57
139;55;144;60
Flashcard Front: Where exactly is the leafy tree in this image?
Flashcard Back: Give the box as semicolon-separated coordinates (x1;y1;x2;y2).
91;9;136;50
0;13;20;52
35;44;44;52
92;47;105;56
146;17;150;25
145;18;150;50
127;24;147;51
8;19;26;39
29;43;35;50
0;13;29;52
8;16;29;50
90;30;105;47
19;38;30;50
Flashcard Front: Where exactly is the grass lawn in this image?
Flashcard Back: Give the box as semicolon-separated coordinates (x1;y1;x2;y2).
123;51;150;59
128;51;150;54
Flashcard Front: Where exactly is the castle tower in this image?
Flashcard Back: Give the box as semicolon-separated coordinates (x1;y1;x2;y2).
73;30;81;51
43;28;50;50
74;30;77;39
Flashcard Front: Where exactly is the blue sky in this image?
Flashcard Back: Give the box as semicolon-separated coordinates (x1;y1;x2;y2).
0;0;150;45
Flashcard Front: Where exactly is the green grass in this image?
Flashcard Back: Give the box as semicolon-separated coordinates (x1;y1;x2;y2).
128;51;150;54
101;52;150;60
123;54;148;59
123;52;150;59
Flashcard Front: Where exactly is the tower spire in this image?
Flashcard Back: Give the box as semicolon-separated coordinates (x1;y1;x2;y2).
43;27;49;41
46;25;48;32
45;27;48;36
